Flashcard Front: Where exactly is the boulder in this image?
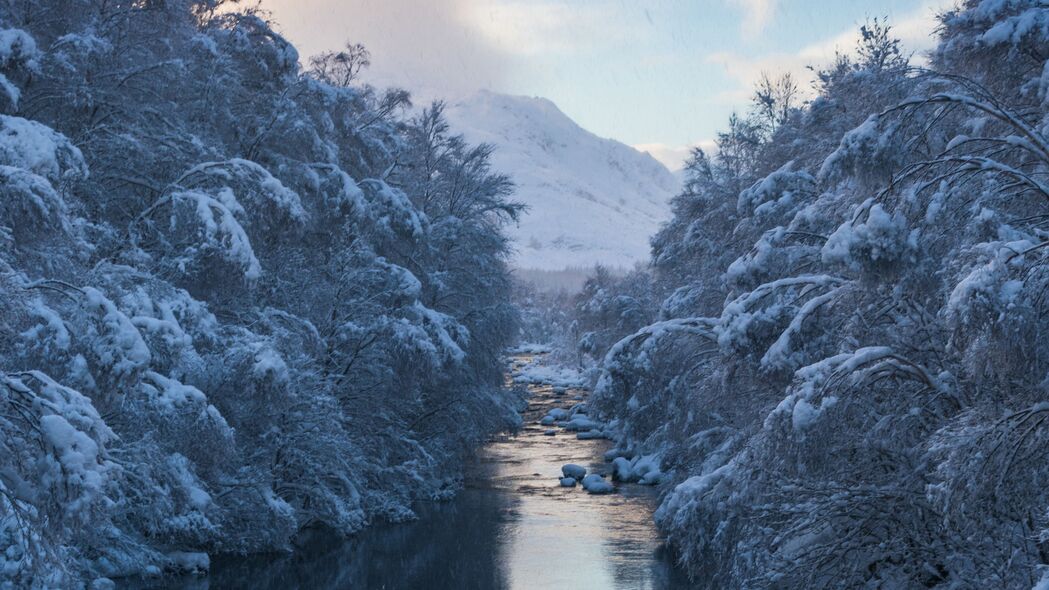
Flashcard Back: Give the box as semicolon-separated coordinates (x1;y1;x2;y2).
561;463;587;479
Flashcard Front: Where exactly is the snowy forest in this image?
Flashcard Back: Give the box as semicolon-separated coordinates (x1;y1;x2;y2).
568;1;1049;587
0;0;524;586
4;0;1049;588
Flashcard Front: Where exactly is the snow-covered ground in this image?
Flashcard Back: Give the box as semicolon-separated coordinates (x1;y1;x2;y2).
511;361;585;389
445;91;679;270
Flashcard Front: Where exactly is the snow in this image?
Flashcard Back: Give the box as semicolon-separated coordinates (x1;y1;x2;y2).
819;114;893;181
360;179;426;239
821;202;913;271
546;408;570;421
737;162;815;216
581;474;614;494
946;134;970;151
760;289;841;370
656;464;736;525
1035;569;1049;590
0;5;533;586
0;115;86;182
327;166;367;211
979;6;1049;45
170;455;211;510
576;431;608;440
128;295;193;350
0;28;37;107
165;552;209;574
141;371;207;409
83;287;152;377
611;454;663;485
611;457;634;481
251;347;289;384
445;91;678;270
564;417;600;432
790;396;838;431
561;464;587;479
717;275;844;351
508;343;552;354
181;190;263;280
946;259;1028;325
39;414;108;514
412;302;467;363
22;299;71;350
0;28;38;66
182;159;306;223
513;361;585;388
0;75;18;109
638;470;663;486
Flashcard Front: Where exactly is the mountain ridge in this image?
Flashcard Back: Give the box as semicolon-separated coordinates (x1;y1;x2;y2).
444;90;679;270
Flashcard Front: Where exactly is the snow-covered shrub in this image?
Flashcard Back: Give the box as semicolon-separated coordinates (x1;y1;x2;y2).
0;1;522;585
590;3;1049;587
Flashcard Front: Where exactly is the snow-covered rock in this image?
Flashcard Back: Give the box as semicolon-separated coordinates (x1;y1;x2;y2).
165;552;209;575
547;408;569;420
562;464;587;479
581;474;614;494
611;454;662;485
508;342;553;354
639;470;663;486
612;457;637;481
564;417;599;432
512;362;585;388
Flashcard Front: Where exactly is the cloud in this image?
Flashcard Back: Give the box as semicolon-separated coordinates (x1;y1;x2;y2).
463;0;651;57
728;0;779;38
260;0;651;99
706;0;955;107
261;0;516;98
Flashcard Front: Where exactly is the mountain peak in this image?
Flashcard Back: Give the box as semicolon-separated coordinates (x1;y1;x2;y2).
445;91;680;271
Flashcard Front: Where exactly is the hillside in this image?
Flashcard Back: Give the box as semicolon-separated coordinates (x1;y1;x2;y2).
445;91;679;270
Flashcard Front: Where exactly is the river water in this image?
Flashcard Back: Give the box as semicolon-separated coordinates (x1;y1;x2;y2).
145;354;693;589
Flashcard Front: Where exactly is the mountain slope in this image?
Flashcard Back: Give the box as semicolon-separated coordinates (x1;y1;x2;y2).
444;91;679;270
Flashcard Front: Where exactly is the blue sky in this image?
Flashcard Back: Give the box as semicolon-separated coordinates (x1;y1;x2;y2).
264;0;955;168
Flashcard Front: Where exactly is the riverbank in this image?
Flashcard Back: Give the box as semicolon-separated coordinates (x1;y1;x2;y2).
126;353;692;589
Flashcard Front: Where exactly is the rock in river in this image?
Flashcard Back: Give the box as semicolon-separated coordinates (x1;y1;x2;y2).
561;464;586;479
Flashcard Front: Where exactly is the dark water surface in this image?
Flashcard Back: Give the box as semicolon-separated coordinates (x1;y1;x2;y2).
135;356;694;589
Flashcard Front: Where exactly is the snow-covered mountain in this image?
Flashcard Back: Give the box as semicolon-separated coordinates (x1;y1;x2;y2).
444;91;679;270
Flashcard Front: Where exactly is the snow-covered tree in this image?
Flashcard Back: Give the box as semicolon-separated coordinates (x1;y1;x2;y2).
590;3;1049;587
0;1;522;584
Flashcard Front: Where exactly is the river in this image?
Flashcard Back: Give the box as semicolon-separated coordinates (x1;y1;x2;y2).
139;354;693;589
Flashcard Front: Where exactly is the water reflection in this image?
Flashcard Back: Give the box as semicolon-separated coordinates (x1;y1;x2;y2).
133;359;694;589
195;489;514;589
472;380;691;590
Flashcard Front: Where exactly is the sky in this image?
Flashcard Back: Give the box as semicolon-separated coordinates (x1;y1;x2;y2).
260;0;957;170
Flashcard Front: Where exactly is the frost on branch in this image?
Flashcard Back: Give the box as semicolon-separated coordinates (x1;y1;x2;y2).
583;3;1049;586
0;1;523;582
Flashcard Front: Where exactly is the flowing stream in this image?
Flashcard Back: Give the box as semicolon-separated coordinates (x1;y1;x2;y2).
142;354;693;589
